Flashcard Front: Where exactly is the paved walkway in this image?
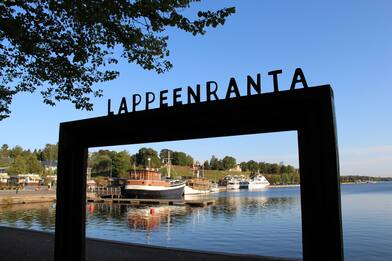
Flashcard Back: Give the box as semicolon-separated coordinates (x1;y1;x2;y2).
0;226;299;261
0;189;55;196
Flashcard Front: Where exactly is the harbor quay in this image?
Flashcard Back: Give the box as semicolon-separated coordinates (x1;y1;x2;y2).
0;189;216;207
0;190;56;205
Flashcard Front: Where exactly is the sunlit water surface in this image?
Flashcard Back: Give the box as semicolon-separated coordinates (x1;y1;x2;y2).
0;183;391;260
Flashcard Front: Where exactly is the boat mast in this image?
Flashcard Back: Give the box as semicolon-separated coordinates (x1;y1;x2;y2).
167;150;171;178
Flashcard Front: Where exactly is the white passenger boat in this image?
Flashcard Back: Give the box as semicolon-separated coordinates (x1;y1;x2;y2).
227;179;240;190
210;183;220;193
248;174;270;189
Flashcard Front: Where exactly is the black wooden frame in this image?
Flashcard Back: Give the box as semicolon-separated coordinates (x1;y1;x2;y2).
55;85;344;261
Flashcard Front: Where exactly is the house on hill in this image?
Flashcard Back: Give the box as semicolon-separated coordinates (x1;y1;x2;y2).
0;175;9;185
0;167;9;185
229;165;242;172
42;160;57;172
9;174;41;186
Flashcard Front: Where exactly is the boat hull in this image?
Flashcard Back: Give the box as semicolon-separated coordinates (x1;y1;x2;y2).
184;185;210;195
227;183;240;190
248;183;269;190
123;184;185;199
239;181;249;189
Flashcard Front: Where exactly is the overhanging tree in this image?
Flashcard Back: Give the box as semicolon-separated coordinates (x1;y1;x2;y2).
0;1;235;120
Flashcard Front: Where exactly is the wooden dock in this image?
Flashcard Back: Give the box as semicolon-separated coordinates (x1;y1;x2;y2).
0;194;56;205
184;199;216;207
87;197;215;207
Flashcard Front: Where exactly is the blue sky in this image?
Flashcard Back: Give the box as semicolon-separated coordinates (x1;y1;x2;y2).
1;1;391;176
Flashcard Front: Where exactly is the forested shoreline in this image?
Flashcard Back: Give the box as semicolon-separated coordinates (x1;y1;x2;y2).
1;144;391;185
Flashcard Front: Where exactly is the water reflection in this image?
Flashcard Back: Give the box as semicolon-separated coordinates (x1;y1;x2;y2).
0;190;303;258
0;193;300;235
84;193;300;233
127;207;170;231
0;202;56;231
1;184;391;260
209;194;299;219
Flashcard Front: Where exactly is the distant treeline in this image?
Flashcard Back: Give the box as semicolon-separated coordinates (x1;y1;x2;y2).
89;148;195;178
89;148;299;179
0;144;58;175
3;144;391;185
203;156;298;175
264;173;300;185
340;175;392;183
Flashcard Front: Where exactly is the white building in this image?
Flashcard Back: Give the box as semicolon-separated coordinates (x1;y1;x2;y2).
9;174;41;186
0;173;9;184
42;160;57;172
229;165;242;172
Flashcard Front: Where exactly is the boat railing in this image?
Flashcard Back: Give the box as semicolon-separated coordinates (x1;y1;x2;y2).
92;186;121;198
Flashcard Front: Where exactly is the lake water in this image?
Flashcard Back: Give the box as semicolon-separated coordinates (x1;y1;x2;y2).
0;183;391;260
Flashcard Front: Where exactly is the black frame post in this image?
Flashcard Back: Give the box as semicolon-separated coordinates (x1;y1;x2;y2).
55;127;88;260
297;93;343;260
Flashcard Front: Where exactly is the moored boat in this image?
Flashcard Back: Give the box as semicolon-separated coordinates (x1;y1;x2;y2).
239;180;249;189
184;163;212;195
184;185;210;195
210;183;220;193
123;169;185;199
227;179;240;190
184;177;211;195
248;174;270;189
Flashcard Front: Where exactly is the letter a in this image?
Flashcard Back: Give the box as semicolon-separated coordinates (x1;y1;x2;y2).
290;68;309;90
225;78;241;99
118;97;128;114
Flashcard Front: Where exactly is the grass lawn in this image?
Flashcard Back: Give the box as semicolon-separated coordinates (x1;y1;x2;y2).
160;165;251;182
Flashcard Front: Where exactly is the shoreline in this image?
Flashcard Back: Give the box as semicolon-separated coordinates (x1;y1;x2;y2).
268;184;300;188
0;182;387;205
0;191;56;205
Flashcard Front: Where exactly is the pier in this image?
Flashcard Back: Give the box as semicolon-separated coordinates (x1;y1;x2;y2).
0;189;215;207
0;191;56;205
87;197;216;207
87;186;216;207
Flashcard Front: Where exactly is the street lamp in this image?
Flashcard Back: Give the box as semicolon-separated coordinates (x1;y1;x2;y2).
147;157;151;170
